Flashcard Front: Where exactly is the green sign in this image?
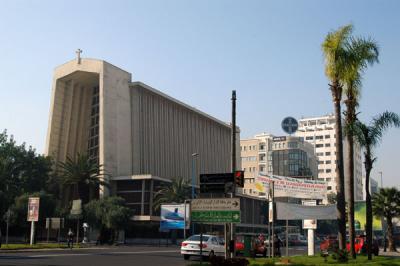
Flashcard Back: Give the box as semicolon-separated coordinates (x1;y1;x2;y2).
192;210;241;223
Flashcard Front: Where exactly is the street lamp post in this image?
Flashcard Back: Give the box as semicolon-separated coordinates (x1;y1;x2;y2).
191;153;199;236
379;171;383;188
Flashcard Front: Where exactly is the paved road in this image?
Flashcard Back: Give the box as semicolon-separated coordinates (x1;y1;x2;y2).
0;245;312;266
0;246;187;266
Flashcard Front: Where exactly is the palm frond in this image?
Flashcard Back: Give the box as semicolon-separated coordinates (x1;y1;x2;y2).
370;112;400;146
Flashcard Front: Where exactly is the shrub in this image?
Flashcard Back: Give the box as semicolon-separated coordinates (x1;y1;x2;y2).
209;256;249;266
331;249;349;263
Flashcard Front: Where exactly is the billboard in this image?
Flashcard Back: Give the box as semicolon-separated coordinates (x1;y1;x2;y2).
255;174;327;200
354;201;382;230
27;197;40;222
160;204;189;230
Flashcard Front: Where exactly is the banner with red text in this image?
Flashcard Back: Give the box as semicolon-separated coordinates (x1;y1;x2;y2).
255;174;327;200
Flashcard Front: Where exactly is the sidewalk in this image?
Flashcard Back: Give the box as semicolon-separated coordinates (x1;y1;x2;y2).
380;249;400;258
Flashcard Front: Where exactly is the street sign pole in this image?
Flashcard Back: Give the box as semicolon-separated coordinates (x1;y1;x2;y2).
271;181;275;258
30;221;35;245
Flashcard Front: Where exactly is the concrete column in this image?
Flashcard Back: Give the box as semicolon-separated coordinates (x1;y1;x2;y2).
308;229;315;256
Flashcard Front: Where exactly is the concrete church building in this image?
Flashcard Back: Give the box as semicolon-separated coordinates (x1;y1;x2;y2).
45;55;239;223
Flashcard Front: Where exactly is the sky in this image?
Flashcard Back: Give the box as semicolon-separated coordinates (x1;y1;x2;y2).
0;0;399;188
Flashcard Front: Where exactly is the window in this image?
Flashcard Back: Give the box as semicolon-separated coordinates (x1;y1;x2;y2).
318;169;324;173
325;143;331;147
243;146;247;151
316;135;323;140
325;135;330;139
318;161;324;165
326;169;332;173
288;142;298;148
316;152;323;156
306;136;314;140
327;186;332;191
326;160;332;164
316;144;323;148
326;178;332;182
325;152;331;156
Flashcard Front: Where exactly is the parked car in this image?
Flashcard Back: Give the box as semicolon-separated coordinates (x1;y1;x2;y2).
320;236;339;254
288;234;307;246
320;235;379;256
346;235;379;256
181;235;225;260
235;235;267;257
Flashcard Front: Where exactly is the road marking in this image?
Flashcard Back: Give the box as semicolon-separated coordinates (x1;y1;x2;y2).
28;250;179;258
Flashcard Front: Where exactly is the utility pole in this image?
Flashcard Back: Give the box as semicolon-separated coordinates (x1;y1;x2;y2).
230;90;237;258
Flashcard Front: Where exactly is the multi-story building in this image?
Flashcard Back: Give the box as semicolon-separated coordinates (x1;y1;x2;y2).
45;56;239;222
240;133;317;197
268;136;318;178
295;114;364;200
239;133;273;196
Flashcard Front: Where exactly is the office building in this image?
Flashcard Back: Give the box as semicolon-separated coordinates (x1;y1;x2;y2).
295;114;363;200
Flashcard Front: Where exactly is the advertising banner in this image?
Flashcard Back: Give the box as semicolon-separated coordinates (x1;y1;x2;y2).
354;201;382;230
255;174;327;200
160;204;189;230
276;201;336;220
27;197;40;222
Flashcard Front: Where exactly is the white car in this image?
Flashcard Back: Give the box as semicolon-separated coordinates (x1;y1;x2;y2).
181;234;225;260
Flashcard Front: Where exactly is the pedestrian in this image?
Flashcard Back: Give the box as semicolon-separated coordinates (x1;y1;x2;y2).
67;228;74;249
273;234;282;257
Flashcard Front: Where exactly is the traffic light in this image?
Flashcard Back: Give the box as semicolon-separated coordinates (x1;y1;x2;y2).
234;170;244;188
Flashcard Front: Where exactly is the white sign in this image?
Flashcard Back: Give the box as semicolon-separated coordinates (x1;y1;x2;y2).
275;202;336;220
303;219;317;229
269;201;274;223
302;200;317;229
255;174;327;200
191;198;240;211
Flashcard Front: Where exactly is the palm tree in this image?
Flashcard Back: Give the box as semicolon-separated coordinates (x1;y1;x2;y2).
322;24;353;250
153;177;191;210
343;36;379;258
372;187;400;252
353;112;400;258
58;153;109;203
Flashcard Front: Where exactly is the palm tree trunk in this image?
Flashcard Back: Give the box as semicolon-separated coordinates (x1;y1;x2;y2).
331;81;347;250
387;217;396;252
347;135;356;258
365;152;373;260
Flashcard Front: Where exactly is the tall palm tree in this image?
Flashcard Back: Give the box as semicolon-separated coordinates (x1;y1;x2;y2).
153;177;191;210
343;36;379;258
372;187;400;252
322;24;353;250
58;153;109;203
353;112;400;259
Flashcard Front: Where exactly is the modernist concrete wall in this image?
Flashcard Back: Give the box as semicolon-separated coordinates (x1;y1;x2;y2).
45;58;239;189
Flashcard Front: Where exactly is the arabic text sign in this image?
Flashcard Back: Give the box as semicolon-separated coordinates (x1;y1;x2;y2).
191;198;241;223
255;174;327;200
160;204;189;230
27;197;40;222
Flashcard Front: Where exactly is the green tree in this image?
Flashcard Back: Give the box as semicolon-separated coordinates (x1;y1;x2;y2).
372;188;400;252
153;177;191;210
322;24;353;250
58;153;109;204
0;130;54;242
84;196;133;244
8;191;57;241
353;112;400;258
343;35;379;258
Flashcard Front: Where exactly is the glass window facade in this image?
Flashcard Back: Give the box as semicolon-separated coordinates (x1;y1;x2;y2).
268;149;313;177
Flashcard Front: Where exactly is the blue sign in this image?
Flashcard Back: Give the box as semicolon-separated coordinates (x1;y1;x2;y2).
160;204;189;230
281;117;298;135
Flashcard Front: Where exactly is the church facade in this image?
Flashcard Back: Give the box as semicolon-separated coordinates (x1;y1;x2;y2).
45;57;239;221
